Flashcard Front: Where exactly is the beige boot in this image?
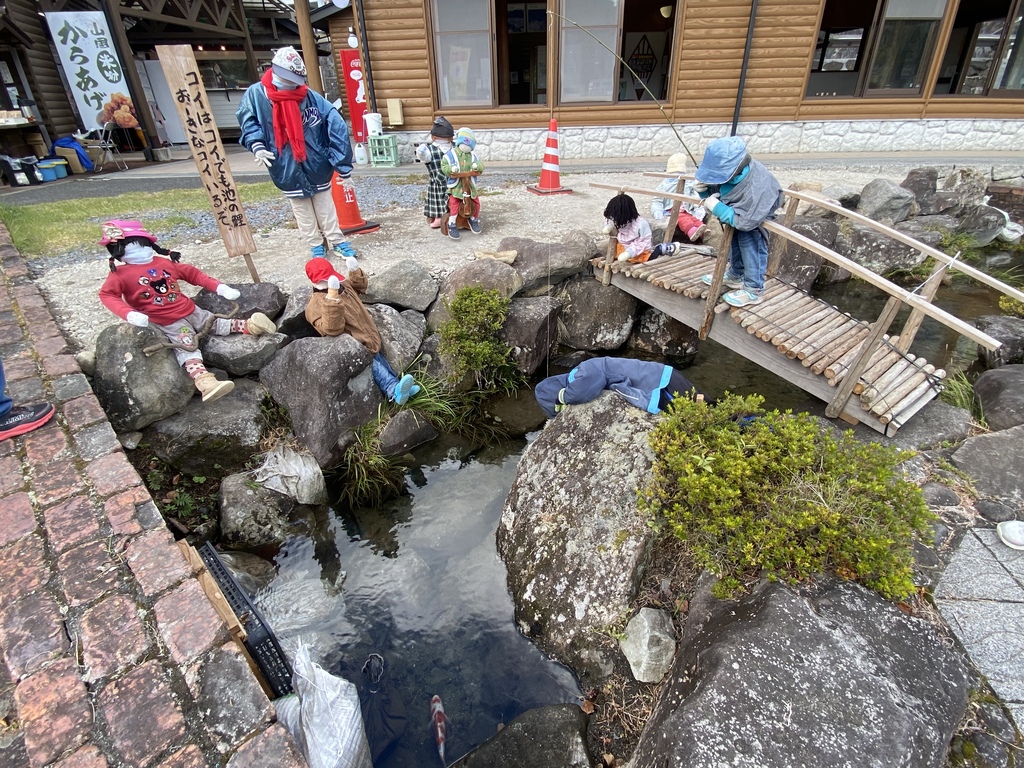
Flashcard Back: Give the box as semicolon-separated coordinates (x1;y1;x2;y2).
246;312;277;336
194;372;234;403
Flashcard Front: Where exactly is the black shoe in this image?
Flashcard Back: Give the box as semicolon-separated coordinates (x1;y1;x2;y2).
0;403;56;441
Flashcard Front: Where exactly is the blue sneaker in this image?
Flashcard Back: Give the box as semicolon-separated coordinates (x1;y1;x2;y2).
722;288;763;308
408;384;421;398
468;217;482;234
447;223;460;240
392;374;416;405
333;241;356;258
311;244;326;258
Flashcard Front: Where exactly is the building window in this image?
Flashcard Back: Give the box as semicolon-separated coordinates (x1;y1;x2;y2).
806;0;949;98
935;1;1024;95
432;0;494;107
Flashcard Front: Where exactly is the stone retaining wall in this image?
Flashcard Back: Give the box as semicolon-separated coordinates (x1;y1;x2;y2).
0;225;305;767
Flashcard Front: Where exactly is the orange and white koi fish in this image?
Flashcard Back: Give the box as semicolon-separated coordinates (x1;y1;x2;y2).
430;694;449;765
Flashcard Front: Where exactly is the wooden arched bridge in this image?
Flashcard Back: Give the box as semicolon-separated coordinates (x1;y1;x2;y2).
591;176;1024;436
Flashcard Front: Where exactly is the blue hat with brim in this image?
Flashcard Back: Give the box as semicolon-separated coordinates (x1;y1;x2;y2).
695;136;748;185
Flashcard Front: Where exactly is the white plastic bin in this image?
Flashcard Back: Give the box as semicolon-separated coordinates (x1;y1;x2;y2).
364;113;383;137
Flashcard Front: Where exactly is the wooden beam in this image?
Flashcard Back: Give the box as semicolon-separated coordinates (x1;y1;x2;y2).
825;297;901;419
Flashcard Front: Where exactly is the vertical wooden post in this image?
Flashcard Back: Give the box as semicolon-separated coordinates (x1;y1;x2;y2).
767;194;799;278
292;0;324;94
825;296;902;419
698;224;734;340
663;177;686;245
896;259;948;353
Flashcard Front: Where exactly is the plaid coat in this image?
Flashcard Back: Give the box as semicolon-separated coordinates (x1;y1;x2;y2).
421;143;448;218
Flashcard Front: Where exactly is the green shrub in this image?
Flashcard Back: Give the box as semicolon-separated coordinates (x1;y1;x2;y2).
334;417;407;508
1000;295;1024;318
639;393;932;600
438;287;524;393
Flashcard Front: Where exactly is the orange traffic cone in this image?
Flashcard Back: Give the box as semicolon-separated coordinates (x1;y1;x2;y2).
527;119;572;195
331;173;380;235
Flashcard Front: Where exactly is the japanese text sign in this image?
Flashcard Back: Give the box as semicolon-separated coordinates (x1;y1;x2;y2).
45;11;137;131
156;45;256;259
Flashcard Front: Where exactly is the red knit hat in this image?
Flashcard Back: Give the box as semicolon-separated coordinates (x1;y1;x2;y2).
305;257;346;286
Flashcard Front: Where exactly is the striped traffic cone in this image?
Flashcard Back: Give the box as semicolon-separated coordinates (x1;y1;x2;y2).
527;119;572;195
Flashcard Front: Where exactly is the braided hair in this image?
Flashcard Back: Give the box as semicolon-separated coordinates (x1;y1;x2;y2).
603;193;640;230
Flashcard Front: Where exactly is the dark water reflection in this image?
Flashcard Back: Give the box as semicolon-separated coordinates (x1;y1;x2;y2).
265;435;581;768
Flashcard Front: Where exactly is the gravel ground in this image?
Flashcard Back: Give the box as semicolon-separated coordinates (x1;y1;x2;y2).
31;164;917;353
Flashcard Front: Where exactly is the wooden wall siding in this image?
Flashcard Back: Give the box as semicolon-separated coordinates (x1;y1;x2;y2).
9;0;79;138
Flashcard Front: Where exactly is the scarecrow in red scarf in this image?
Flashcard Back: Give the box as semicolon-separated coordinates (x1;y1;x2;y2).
236;46;358;260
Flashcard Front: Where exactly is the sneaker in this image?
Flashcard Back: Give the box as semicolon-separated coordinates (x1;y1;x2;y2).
332;241;356;258
722;288;764;307
448;225;460;240
392;374;416;406
310;244;326;258
408;384;421;398
686;223;707;241
651;243;678;259
701;272;743;289
997;520;1024;551
468;217;482;234
0;403;56;441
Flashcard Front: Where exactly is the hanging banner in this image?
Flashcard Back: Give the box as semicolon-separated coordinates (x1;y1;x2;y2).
45;11;138;131
339;49;367;143
155;45;258;271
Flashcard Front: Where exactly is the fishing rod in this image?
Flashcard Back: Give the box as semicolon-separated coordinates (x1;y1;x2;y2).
547;9;699;167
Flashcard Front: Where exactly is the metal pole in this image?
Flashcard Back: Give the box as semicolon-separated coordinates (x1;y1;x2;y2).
730;0;759;137
354;0;377;113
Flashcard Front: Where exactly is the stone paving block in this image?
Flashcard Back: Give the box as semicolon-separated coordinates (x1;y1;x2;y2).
937;598;1024;703
0;455;25;498
104;486;154;536
19;304;53;324
976;528;1024;587
156;745;210;768
73;422;120;462
23;425;70;466
27;320;64;344
86;451;141;498
0;590;69;679
190;643;273;753
57;540;123;607
51;374;92;404
14;658;91;765
53;744;110;767
3;260;28;279
0;734;30;767
0;492;35;547
7;376;45;405
79;595;150;682
0;438;14;458
0;535;49;612
155;580;227;667
102;660;186;767
43;355;81;378
34;334;71;359
0;663;30;768
32;462;83;507
63;395;107;431
224;724;307;768
137;499;164;530
125;529;192;597
2;356;36;381
44;495;101;555
935;531;1024;601
0;322;23;347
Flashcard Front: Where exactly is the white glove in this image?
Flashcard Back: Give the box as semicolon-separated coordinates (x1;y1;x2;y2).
704;194;721;213
216;284;241;300
344;256;359;273
693;181;709;194
126;311;149;327
253;149;276;167
327;275;341;291
602;222;615;235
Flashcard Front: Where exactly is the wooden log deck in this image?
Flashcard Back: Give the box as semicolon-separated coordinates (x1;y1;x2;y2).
591;177;1024;436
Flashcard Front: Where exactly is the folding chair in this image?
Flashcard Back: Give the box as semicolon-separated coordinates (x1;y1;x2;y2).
94;122;128;172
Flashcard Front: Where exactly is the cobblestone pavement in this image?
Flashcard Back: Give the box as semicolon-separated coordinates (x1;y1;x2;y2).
0;225;306;767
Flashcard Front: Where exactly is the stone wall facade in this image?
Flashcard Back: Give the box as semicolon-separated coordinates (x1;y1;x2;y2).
987;184;1024;225
379;118;1024;166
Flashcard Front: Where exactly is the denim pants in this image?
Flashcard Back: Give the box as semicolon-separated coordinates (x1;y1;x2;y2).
371;353;399;398
729;226;769;293
0;359;11;417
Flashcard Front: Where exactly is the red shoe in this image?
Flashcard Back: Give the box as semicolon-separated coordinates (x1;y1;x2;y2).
0;403;55;441
686;223;706;242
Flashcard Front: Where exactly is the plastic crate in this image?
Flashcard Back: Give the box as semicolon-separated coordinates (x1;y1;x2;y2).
198;543;294;698
368;134;399;168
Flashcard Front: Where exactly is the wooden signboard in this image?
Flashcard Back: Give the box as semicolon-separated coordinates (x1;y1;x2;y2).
155;44;260;281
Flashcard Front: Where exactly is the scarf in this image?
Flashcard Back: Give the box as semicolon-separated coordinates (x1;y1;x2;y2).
261;68;308;163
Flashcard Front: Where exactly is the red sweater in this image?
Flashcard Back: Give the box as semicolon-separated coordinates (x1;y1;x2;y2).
99;258;221;326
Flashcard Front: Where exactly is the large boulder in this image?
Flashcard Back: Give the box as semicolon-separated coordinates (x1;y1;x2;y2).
362;259;438;312
142;378;267;475
625;307;699;365
556;275;637;352
942;168;989;212
275;285;318;338
500;296;562;376
452;705;592;768
857;179;916;224
259;335;381;467
626;578;970;768
973;365;1024;432
956;205;1008;247
775;216;836;290
976;315;1024;368
377;409;438;456
368;304;425;372
426;260;525;331
193;281;287;320
893;218;946;250
200;332;286;376
496;234;595;295
834;222;928;276
950;423;1024;505
899;167;938;202
497;392;656;683
92;323;194;432
219;472;324;549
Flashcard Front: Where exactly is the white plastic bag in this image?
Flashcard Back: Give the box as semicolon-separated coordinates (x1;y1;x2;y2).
275;643;373;768
253;445;327;505
997;221;1023;245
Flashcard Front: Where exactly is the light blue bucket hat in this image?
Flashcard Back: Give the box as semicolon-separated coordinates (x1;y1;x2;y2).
695;136;748;185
